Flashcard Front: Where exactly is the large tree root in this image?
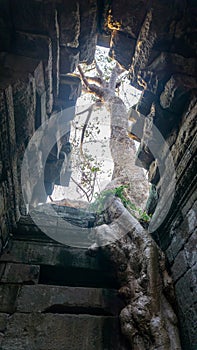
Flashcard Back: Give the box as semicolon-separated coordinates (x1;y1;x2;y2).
91;198;181;350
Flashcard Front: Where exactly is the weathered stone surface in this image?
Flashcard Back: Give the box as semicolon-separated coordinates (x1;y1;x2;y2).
13;205;96;247
0;239;106;272
0;53;40;89
0;285;20;313
60;46;80;74
10;0;56;34
108;0;147;38
0;313;122;350
166;204;197;261
56;73;82;109
0;312;9;346
0;263;40;284
16;284;123;315
145;184;158;216
57;2;80;47
136;89;155;116
184;230;197;268
170;97;197;167
0;0;12;51
128;108;144;142
145;52;197;79
135;142;154;170
160;74;197;114
0;85;19;247
78;0;98;64
129;2;180;81
144;102;179;140
0;313;9;332
175;264;197;313
13;76;36;145
0;51;51;115
171;250;189;282
12;31;52;61
11;32;56;108
109;30;136;69
177;305;197;350
34;62;46;97
148;160;160;185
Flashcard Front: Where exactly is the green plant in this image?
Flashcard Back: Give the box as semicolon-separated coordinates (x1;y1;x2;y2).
90;185;151;223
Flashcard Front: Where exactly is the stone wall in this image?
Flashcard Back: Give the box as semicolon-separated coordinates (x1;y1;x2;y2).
107;3;196;348
0;212;128;350
0;0;94;250
0;0;196;348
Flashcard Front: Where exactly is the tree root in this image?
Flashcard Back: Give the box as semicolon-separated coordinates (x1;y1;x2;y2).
91;198;181;349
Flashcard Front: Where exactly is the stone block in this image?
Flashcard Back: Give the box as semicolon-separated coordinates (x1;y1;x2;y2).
16;285;123;315
175;264;197;313
186;205;197;236
184;230;197;267
171;249;188;282
58;74;82;104
0;313;9;332
108;0;147;37
109;30;136;69
148;160;160;185
178;304;197;350
0;86;19;240
135;142;154;170
170;98;197;167
136;89;155;117
147;102;177;139
10;0;55;34
128;108;144;142
0;313;121;350
12;32;52;61
0;263;40;284
60;46;79;74
165;245;174;265
12;75;36;145
184;305;197;349
57;2;80;47
0;49;52;116
169;228;186;260
160;74;197;114
0;0;12;51
0;313;9;347
129;1;181;81
0;53;40;88
0;240;102;271
0;285;20;313
147;52;196;78
0;263;6;279
78;0;98;64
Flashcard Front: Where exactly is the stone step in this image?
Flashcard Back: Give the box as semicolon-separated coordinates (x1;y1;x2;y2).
0;240;118;288
0;284;124;316
1;239;104;270
15;284;124;316
0;262;40;284
13;206;96;248
0;313;124;350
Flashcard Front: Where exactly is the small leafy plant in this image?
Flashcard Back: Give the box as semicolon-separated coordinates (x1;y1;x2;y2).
90;185;151;223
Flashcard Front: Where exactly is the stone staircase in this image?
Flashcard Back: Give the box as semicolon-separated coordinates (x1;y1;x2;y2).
0;214;129;350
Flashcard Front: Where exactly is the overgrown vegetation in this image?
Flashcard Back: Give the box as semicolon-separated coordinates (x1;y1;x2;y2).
90;185;151;223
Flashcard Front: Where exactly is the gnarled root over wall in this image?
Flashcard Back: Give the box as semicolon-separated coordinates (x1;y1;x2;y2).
92;198;181;350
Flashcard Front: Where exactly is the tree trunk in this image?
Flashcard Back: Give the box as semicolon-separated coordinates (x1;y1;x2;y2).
77;63;182;349
105;95;148;209
78;63;149;209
